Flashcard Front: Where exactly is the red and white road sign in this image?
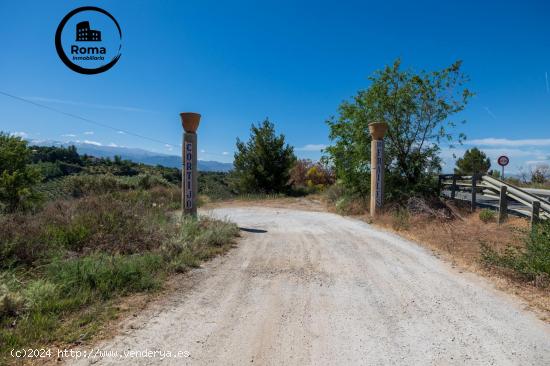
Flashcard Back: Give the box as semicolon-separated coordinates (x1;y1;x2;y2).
497;155;509;167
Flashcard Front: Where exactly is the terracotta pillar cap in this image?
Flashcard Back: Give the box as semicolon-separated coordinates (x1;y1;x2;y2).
180;112;201;133
368;122;388;140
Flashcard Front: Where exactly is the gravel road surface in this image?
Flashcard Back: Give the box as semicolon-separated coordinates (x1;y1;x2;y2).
70;207;550;366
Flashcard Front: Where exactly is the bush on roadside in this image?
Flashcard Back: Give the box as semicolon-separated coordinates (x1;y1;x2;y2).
290;159;335;193
0;133;43;212
323;182;368;215
479;209;495;223
481;220;550;287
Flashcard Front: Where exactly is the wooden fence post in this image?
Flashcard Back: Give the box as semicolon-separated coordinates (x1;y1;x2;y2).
531;201;540;230
451;175;457;200
470;175;477;212
498;186;508;224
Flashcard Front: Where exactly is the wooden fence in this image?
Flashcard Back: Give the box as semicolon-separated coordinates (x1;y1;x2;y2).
438;174;550;226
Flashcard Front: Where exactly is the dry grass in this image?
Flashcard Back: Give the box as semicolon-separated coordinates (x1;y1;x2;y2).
202;194;328;213
375;206;524;266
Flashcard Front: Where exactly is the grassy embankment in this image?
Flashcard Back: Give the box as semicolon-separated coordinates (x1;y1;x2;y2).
0;174;239;362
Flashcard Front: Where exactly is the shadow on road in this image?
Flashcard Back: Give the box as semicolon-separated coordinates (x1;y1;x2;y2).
239;227;268;234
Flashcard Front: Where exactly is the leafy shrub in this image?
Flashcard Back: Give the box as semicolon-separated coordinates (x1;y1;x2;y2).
0;133;42;212
290;159;335;192
479;209;495;223
481;221;550;286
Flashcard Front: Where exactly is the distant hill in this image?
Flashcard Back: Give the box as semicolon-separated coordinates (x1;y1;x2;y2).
29;140;233;172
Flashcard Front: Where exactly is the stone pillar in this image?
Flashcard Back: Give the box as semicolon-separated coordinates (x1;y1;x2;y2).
368;122;388;216
180;112;201;216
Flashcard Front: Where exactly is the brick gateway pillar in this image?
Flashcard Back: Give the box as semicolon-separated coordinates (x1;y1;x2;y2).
368;122;388;216
180;112;201;216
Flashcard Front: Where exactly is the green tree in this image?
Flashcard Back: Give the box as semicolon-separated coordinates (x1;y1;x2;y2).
233;119;296;193
325;59;473;200
0;133;42;212
454;148;491;175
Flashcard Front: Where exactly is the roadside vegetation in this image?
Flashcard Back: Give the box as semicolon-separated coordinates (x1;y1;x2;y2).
0;133;239;362
482;220;550;287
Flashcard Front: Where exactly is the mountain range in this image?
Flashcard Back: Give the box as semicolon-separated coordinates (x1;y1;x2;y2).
29;140;233;172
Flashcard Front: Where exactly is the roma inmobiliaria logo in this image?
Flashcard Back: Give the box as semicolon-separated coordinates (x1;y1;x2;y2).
55;6;122;74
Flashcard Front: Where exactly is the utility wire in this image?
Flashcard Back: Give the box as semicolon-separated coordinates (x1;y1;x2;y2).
0;90;177;147
0;90;230;158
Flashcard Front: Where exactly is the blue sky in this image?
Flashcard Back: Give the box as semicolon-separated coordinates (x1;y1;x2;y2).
1;0;549;172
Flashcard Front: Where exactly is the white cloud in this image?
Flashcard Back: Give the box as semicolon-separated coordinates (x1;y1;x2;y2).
84;131;94;135
82;140;102;146
465;138;550;147
117;131;125;134
200;149;206;153
222;152;229;155
108;143;118;147
11;131;28;138
164;144;173;151
61;133;76;137
296;144;327;152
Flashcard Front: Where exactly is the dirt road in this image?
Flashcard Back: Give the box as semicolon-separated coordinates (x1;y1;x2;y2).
71;207;550;365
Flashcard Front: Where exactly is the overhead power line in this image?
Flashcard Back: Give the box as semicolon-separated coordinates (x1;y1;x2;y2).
0;90;177;147
0;90;230;158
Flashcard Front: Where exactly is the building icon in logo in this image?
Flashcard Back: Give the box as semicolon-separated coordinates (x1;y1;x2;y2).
76;21;101;41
